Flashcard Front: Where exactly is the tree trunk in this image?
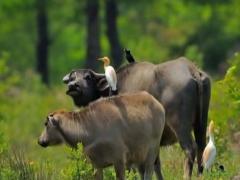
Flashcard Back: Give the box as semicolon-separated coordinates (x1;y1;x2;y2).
85;0;101;70
105;0;122;68
36;0;49;85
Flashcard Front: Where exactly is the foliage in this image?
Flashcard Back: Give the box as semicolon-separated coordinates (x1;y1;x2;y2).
1;0;240;82
0;150;57;180
0;0;240;179
62;144;138;180
62;144;94;180
209;52;240;160
0;50;239;179
0;52;20;156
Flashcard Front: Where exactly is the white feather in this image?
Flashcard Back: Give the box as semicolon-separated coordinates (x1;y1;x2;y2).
203;141;216;169
202;133;216;170
104;66;117;91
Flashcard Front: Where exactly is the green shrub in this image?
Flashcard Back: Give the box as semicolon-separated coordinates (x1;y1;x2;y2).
62;144;94;180
209;52;240;158
62;144;138;180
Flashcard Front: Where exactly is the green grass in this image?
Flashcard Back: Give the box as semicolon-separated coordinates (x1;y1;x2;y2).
0;69;240;179
1;143;239;179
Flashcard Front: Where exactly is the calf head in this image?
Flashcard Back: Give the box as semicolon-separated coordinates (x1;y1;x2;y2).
63;69;109;106
38;111;66;148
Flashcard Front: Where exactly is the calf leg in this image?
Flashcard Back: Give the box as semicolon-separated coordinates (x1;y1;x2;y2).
154;156;164;180
144;165;154;180
114;160;125;180
138;165;145;180
144;147;160;180
94;168;103;180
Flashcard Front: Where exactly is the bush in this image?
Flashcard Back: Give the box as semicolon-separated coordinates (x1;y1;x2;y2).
209;52;240;155
62;144;94;180
62;144;138;180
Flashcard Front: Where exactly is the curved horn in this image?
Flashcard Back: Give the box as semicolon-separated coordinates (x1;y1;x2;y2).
63;73;70;83
88;69;105;79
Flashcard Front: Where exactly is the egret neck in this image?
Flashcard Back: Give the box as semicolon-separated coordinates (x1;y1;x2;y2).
208;121;214;143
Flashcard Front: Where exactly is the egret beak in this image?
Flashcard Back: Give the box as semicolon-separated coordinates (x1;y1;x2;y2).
97;58;104;61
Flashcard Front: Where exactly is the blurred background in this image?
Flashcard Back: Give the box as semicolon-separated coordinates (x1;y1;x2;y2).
0;0;240;179
1;0;240;84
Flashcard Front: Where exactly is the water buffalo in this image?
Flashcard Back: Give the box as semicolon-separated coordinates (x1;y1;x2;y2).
38;92;165;180
63;57;211;179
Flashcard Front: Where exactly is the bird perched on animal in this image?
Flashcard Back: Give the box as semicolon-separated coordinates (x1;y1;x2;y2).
202;120;216;170
124;48;135;63
97;56;118;96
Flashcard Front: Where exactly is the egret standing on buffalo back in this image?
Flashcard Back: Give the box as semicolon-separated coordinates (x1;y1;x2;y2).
97;56;118;96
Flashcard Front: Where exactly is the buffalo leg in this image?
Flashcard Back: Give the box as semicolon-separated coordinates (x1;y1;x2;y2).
177;133;196;179
194;126;206;176
114;160;125;180
194;75;211;175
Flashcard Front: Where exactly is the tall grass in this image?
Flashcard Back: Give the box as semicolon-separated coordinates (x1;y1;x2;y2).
0;149;57;180
0;53;240;179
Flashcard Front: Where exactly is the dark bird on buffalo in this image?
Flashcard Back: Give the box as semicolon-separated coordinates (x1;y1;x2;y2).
124;48;135;63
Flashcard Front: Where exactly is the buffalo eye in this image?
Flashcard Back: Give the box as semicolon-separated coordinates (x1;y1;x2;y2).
69;76;75;81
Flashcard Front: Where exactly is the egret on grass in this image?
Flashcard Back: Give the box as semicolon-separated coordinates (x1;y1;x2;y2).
202;120;216;171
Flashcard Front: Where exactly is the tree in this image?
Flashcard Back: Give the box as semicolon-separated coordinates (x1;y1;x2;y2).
105;0;123;67
36;0;49;85
85;0;101;70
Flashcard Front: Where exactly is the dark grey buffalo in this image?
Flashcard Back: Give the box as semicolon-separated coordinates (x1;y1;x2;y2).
63;57;211;179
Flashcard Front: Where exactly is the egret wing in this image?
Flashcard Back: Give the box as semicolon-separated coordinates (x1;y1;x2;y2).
202;144;216;169
105;66;117;90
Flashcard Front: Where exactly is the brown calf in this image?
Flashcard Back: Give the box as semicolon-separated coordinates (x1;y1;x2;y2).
38;91;165;180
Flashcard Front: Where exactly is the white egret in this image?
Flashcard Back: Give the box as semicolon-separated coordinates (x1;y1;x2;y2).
202;120;216;170
97;56;117;96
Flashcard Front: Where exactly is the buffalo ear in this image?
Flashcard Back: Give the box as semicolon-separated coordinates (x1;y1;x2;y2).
88;70;105;80
88;70;109;93
97;78;109;92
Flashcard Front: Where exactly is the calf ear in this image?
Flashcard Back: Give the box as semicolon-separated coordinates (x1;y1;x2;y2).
49;117;59;127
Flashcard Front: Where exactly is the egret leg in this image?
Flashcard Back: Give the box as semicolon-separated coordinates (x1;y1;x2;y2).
109;87;113;96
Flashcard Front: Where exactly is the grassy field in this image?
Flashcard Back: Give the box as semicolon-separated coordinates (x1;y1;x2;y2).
0;78;239;179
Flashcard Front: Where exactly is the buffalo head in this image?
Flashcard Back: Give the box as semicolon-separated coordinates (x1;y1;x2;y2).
63;69;109;106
